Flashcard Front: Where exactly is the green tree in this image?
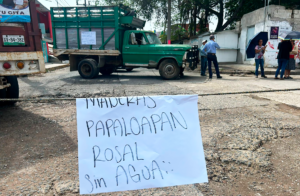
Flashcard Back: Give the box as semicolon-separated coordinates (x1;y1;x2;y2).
225;0;300;30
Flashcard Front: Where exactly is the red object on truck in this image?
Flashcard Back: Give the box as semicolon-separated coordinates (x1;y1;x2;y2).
0;0;46;104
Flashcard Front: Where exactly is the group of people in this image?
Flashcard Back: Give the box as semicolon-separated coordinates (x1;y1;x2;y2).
200;35;222;79
255;38;299;80
199;34;299;80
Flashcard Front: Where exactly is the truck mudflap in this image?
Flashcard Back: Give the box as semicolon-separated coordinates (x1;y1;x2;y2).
0;51;45;76
186;45;199;70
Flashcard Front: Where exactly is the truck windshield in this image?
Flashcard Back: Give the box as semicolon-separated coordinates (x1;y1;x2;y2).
145;33;162;44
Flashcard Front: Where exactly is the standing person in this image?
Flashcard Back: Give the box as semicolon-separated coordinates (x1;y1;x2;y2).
275;40;293;80
284;39;298;79
254;39;268;78
201;35;222;79
200;40;208;76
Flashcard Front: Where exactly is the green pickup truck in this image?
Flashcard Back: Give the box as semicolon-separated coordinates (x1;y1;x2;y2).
51;5;198;80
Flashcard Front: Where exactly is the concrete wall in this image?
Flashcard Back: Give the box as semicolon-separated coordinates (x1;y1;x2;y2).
215;31;238;63
238;5;300;67
184;31;238;63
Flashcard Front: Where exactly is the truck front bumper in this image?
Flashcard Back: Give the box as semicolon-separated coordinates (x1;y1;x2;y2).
185;45;199;70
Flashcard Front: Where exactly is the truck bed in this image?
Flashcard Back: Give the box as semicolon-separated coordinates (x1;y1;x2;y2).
53;49;120;56
51;5;145;52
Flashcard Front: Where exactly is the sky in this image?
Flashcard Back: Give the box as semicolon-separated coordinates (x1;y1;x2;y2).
39;0;217;32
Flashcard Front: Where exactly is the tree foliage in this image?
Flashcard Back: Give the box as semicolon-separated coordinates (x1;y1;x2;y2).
97;0;300;37
225;0;300;29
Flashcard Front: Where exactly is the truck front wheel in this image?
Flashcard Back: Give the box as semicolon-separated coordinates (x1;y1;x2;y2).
159;59;180;80
78;59;99;79
6;76;19;105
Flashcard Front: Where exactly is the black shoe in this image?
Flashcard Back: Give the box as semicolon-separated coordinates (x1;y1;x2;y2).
261;75;267;78
209;77;212;79
201;74;206;76
217;76;222;79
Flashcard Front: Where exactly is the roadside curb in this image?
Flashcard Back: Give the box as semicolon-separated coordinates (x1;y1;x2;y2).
46;64;69;72
195;63;300;75
218;70;300;75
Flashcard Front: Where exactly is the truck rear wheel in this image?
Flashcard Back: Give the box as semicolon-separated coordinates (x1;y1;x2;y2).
6;76;19;105
159;59;180;80
78;59;99;79
100;67;115;76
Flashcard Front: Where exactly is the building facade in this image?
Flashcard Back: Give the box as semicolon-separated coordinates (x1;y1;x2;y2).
238;5;300;67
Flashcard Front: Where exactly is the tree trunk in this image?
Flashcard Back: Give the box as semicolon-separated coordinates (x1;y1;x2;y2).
193;4;197;36
218;0;247;31
189;10;193;37
215;0;224;32
163;14;167;44
167;0;171;44
205;8;208;30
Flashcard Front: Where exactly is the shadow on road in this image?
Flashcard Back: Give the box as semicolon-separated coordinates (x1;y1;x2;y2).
0;105;77;178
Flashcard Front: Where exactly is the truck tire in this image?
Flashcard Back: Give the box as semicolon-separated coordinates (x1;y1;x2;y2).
100;67;115;76
78;59;99;79
6;76;19;105
126;68;134;72
159;59;180;80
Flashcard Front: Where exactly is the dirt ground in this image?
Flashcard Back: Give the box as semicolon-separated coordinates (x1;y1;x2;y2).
1;68;300;195
1;95;300;196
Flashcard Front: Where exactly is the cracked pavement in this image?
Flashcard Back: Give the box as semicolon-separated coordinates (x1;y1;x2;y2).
1;68;300;195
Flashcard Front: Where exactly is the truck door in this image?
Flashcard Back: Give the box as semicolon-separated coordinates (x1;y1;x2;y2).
122;32;149;67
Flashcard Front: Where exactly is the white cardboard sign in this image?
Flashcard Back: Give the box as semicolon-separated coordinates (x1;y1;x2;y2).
76;95;208;194
81;31;96;45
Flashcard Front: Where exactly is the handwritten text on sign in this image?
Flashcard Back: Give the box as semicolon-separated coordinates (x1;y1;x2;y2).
76;95;208;194
81;31;96;45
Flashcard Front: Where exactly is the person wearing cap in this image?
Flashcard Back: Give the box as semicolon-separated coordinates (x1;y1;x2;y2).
200;40;208;76
201;35;222;79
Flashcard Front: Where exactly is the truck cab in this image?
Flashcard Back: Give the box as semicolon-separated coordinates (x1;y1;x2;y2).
122;30;194;79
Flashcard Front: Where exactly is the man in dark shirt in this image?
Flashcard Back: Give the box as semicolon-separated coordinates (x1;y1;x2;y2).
275;40;293;80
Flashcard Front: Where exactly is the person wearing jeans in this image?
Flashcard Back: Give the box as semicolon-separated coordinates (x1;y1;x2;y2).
201;35;222;79
276;59;289;79
275;40;293;80
207;53;221;78
254;39;267;78
255;59;265;77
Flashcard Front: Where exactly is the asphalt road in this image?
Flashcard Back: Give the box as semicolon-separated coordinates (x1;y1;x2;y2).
1;68;300;195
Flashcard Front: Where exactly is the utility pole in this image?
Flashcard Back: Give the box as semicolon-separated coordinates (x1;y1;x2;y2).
167;0;171;44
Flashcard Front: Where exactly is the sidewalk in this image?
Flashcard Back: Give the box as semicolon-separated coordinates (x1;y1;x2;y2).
45;62;69;72
193;63;300;75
